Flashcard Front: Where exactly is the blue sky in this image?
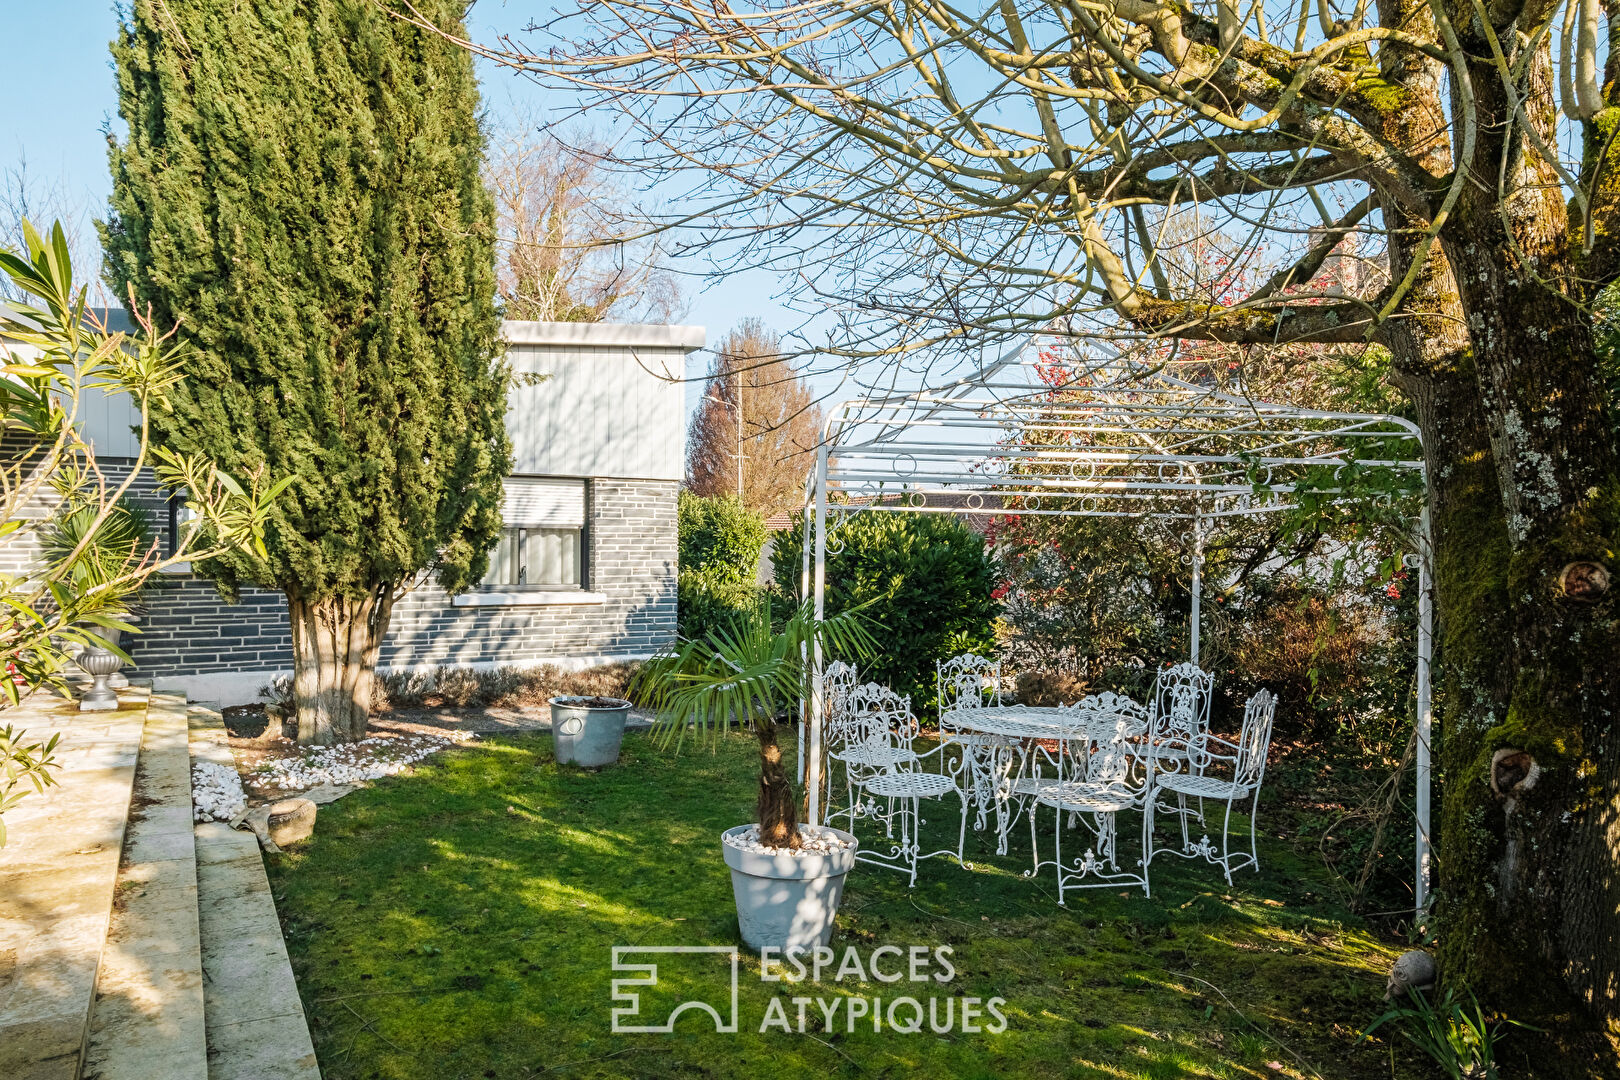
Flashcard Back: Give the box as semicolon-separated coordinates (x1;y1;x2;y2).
0;2;814;410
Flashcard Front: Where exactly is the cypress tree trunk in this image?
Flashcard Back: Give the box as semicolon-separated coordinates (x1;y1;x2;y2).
287;590;396;744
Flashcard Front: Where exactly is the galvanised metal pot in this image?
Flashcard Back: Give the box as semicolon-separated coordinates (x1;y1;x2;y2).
549;695;633;767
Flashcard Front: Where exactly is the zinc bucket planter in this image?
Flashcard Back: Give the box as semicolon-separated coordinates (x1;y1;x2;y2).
721;824;858;953
550;696;633;767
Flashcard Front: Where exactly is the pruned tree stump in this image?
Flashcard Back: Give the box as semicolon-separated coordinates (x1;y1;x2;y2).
231;797;317;853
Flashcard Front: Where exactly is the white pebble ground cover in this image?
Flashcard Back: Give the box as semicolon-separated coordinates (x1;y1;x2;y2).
193;761;248;822
193;730;476;821
248;731;476;793
725;824;855;856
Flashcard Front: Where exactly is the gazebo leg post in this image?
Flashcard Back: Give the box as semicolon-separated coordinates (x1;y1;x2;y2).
807;445;830;829
1415;504;1434;918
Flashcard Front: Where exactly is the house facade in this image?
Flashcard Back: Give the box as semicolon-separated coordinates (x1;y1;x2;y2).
11;317;701;704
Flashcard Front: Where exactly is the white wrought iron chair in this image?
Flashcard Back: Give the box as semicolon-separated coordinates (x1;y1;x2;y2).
1002;691;1149;857
818;661;861;826
844;682;968;886
1027;708;1153;901
936;653;1015;835
1140;661;1216;826
1146;689;1277;883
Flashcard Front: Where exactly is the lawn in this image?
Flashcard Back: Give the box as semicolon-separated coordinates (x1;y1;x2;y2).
267;730;1427;1080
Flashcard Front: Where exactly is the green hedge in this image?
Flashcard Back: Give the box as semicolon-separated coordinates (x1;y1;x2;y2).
676;492;767;640
771;511;997;716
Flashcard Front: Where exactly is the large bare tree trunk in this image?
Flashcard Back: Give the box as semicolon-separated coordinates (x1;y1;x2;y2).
1404;33;1620;1074
287;587;398;745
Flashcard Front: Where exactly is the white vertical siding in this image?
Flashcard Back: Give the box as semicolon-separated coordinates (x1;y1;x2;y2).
5;311;701;478
503;322;700;481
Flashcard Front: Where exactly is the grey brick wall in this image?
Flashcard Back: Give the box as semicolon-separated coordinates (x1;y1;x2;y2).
114;478;676;678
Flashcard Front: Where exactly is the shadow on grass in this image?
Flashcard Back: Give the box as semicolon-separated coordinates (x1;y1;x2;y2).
268;732;1426;1080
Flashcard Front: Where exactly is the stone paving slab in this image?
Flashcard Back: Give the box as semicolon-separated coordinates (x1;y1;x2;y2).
0;691;148;1080
189;705;321;1080
84;692;207;1080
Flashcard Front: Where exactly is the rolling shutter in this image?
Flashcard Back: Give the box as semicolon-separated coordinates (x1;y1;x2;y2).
502;478;586;527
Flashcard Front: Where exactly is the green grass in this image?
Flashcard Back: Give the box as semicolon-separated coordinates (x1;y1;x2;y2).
268;732;1425;1079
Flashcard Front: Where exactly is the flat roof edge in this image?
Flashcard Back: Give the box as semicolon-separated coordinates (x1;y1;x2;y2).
501;320;706;351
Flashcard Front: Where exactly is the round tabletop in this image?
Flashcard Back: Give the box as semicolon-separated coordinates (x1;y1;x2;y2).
943;705;1090;740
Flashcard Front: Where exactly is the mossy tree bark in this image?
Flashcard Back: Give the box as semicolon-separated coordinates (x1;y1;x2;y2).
1384;20;1620;1073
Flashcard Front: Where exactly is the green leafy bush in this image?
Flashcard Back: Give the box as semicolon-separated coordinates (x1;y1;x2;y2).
678;491;767;582
676;492;767;639
771;510;997;714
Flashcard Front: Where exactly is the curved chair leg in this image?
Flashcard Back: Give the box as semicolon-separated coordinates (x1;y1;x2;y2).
906;797;920;888
1052;801;1067;907
1139;804;1152;899
1248;789;1262;874
1142;786;1158;867
957;790;969;866
1028;794;1040;876
1219;799;1237;885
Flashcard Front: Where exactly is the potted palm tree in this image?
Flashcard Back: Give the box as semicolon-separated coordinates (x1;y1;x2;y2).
633;598;873;953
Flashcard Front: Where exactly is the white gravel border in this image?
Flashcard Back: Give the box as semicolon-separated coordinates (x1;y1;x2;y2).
248;731;477;792
724;824;855;856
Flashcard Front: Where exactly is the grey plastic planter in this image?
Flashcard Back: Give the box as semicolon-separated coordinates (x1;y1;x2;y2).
721;824;858;953
550;696;633;767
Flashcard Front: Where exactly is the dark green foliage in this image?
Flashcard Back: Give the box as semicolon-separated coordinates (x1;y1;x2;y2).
1592;281;1620;442
771;511;997;713
991;513;1186;698
678;491;767;584
101;0;509;603
676;491;766;639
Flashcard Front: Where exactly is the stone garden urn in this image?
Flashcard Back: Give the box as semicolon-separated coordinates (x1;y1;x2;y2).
75;636;124;712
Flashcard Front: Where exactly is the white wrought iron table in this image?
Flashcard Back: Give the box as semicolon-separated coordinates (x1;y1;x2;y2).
943;705;1111;852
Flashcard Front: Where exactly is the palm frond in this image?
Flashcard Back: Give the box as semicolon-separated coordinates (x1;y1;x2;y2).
631;597;876;752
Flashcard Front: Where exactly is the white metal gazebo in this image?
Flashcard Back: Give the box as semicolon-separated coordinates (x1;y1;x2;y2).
796;350;1436;910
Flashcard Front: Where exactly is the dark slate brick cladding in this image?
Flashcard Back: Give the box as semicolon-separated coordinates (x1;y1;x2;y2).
28;471;676;677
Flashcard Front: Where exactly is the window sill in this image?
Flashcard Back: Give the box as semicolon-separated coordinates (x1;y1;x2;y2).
453;590;607;608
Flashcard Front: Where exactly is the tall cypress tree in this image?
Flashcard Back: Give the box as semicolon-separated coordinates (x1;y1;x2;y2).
102;0;510;744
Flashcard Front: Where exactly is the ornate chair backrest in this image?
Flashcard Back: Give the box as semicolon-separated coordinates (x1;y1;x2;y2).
1086;710;1145;790
936;653;1001;726
1053;693;1149;785
844;682;919;767
1150;662;1215;747
1234;689;1278;787
822;661;859;745
1079;692;1150;736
